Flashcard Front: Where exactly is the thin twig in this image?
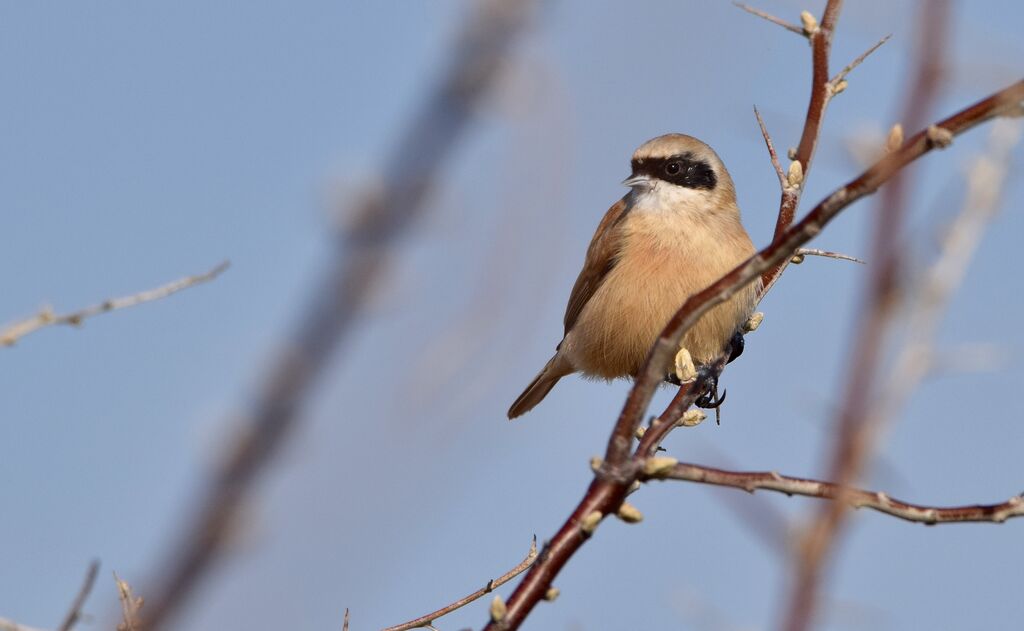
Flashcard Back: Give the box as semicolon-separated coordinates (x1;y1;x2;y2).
384;537;538;631
759;0;847;291
793;248;865;264
342;608;350;631
754;105;787;189
0;262;229;347
56;560;100;631
830;34;892;86
0;619;48;631
645;462;1024;525
0;561;100;631
137;2;537;629
733;2;804;35
486;72;1024;631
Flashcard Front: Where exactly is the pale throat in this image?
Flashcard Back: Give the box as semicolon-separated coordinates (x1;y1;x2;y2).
629;181;716;220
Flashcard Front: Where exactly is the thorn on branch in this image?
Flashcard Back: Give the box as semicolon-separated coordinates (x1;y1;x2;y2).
733;2;805;36
754;106;787;190
831;34;892;86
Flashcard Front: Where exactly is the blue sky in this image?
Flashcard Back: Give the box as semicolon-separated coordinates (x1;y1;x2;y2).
2;2;1023;629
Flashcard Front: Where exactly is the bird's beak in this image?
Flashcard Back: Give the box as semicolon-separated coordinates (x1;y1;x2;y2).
621;174;652;189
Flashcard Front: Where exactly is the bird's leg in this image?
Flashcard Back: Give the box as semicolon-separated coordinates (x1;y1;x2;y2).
726;329;745;364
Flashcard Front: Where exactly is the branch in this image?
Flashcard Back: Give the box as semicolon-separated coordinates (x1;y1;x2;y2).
830;34;892;86
792;248;865;264
0;262;229;347
0;561;100;631
733;3;804;36
484;76;1024;630
645;463;1024;525
136;1;538;628
57;561;99;631
783;4;952;629
0;619;48;631
384;537;537;631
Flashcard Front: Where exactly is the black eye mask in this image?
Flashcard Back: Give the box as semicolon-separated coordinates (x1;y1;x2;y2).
630;153;718;190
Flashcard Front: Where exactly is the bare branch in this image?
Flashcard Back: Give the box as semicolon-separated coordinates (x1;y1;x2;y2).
793;248;865;264
754;105;787;190
136;2;538;628
759;0;848;291
733;2;804;36
0;262;229;347
56;560;99;631
384;537;538;631
830;34;892;86
342;608;350;631
486;75;1024;630
0;561;100;631
0;619;48;631
645;463;1024;525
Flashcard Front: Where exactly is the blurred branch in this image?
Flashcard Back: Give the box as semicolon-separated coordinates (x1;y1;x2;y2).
0;262;228;347
733;3;804;36
645;462;1024;525
0;561;99;631
0;619;48;631
135;1;537;629
783;4;951;629
114;573;142;631
56;561;99;631
383;537;537;631
485;68;1024;630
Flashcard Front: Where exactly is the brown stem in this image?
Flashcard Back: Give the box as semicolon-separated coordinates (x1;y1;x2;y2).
646;463;1024;525
782;4;951;629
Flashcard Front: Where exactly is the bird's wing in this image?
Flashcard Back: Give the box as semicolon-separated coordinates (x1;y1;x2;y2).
562;197;631;336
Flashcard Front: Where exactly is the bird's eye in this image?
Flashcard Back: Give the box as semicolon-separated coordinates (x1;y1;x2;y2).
665;162;681;175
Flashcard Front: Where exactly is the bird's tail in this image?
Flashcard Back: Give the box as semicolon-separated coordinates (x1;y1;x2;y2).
508;354;573;419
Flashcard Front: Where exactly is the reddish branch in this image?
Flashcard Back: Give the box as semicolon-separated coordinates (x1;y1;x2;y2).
485;77;1024;630
645;463;1024;525
762;0;843;288
782;4;952;630
135;1;537;628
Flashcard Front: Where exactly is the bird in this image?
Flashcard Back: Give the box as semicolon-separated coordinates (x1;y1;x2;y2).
508;133;759;419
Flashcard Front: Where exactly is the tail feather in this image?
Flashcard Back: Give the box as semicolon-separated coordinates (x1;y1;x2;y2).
508;354;572;419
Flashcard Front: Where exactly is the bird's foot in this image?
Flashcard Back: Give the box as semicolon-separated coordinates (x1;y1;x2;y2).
695;369;727;412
